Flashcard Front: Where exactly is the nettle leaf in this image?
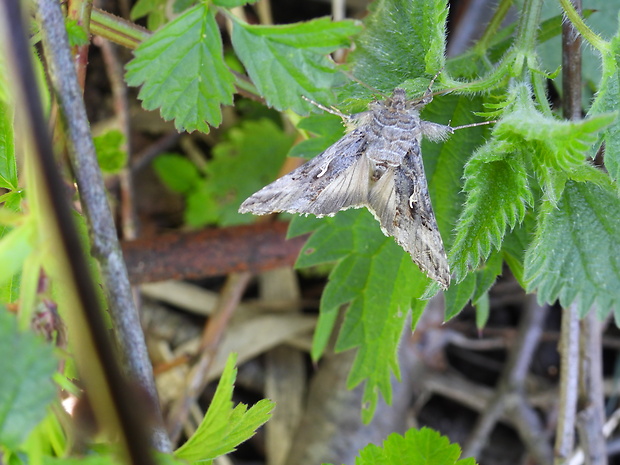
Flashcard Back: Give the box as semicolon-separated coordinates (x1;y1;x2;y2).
344;0;448;96
126;4;235;133
345;427;477;465
174;353;274;463
524;180;620;319
0;311;57;449
450;144;532;282
197;118;294;226
587;33;620;181
231;16;361;114
295;209;426;422
495;85;614;202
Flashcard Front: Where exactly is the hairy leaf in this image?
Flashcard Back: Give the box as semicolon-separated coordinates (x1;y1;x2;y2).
294;209;426;422
231;17;361;114
450;149;532;281
126;4;235;132
524;180;620;318
344;0;449;96
587;32;620;181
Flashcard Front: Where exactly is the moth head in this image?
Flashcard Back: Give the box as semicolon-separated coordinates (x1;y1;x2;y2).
389;88;408;110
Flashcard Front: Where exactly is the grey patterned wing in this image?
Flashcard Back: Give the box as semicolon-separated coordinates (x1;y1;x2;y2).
367;147;451;289
239;129;370;217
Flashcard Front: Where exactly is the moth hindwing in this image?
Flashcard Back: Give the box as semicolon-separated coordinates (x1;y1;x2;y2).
239;86;453;290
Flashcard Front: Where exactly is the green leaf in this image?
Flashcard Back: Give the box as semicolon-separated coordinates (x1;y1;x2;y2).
344;0;449;95
153;153;202;194
93;130;127;173
494;84;614;203
126;4;235;133
65;18;89;47
587;30;620;181
0;310;57;449
502;214;535;287
524;180;620;318
297;209;426;422
202;119;294;226
231;16;361;114
174;353;274;463
0;101;17;190
349;427;477;465
450;151;532;282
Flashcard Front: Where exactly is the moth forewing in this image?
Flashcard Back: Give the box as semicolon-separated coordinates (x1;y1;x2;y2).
239;86;453;290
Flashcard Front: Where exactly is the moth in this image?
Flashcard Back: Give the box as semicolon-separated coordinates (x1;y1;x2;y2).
239;81;454;290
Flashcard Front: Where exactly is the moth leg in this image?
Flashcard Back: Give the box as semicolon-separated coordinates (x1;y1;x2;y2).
420;121;453;142
408;184;420;208
317;160;331;178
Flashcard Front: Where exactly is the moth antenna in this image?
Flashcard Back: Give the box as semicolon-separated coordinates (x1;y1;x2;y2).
339;70;389;98
451;120;497;131
302;95;348;119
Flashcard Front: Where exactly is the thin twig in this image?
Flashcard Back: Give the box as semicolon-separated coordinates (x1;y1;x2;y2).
555;302;580;463
463;296;552;463
555;1;585;462
35;0;170;452
576;311;606;465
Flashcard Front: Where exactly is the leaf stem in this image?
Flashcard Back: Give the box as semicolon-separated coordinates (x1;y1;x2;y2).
473;0;514;55
90;7;150;49
513;0;544;56
559;0;608;54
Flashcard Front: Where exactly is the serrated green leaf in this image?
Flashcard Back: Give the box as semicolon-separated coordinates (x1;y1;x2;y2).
450;152;532;282
0;101;17;190
203;119;294;226
299;209;426;421
153;153;202;194
344;0;448;96
495;85;614;203
126;4;235;133
65;18;89;47
524;180;620;318
231;16;361;114
93;130;127;173
351;427;477;465
174;353;274;463
587;30;620;181
0;310;57;449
